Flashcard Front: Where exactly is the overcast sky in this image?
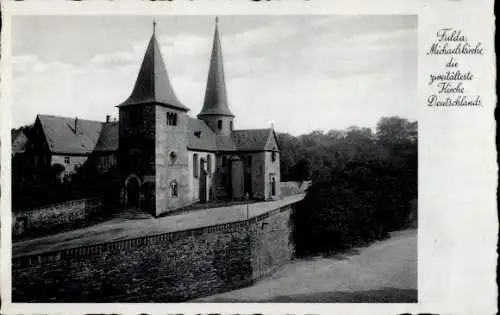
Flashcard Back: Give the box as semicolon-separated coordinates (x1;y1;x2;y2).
12;15;417;136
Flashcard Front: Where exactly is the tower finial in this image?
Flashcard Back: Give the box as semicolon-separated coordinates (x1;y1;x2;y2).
215;16;219;25
153;19;157;34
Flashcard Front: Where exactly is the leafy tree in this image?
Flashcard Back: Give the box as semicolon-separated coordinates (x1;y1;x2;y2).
281;116;418;257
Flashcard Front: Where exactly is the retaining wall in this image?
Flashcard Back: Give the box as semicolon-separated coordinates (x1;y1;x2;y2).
12;197;104;238
12;203;296;302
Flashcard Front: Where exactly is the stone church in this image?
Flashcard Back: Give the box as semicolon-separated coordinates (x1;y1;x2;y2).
117;19;281;216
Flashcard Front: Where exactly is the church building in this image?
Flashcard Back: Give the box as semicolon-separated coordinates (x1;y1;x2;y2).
117;19;281;216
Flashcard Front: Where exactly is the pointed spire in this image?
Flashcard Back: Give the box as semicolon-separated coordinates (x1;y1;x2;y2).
118;22;188;111
198;17;234;118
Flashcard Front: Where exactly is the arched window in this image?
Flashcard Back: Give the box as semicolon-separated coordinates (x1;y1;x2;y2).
218;120;223;130
170;180;178;197
271;177;276;196
207;155;212;174
169;151;177;165
193;153;199;178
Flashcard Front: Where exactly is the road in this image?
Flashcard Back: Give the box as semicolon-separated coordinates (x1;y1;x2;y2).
194;229;417;303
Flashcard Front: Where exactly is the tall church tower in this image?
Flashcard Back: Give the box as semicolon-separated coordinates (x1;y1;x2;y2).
117;22;190;216
198;17;235;136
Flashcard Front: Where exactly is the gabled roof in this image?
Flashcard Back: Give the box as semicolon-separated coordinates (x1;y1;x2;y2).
36;115;117;154
215;134;237;151
187;118;279;152
118;30;189;111
94;121;119;152
198;18;234;118
187;118;217;151
233;128;279;152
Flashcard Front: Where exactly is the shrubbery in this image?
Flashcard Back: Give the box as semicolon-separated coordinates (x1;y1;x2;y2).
12;164;120;210
280;116;417;257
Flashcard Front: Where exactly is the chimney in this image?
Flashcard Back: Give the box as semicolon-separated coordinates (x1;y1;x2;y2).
106;115;111;123
74;117;78;133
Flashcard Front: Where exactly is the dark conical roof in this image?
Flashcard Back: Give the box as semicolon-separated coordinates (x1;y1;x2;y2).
198;18;234;118
118;27;189;111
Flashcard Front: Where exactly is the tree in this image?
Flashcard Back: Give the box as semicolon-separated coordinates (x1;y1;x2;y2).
376;116;416;145
51;163;65;183
291;158;311;181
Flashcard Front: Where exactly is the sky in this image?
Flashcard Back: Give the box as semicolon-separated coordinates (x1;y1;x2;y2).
11;15;417;136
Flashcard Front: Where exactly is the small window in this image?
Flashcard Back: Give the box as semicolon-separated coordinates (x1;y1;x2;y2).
222;156;227;167
167;112;177;126
230;121;233;130
218;120;222;130
170;181;178;197
169;152;177;165
271;177;276;196
207;155;212;174
272;151;277;162
64;156;70;164
193;153;199;178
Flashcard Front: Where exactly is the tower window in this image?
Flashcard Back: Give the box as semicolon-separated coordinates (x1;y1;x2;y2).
230;121;233;130
170;180;178;197
271;177;276;196
169;152;177;165
167;112;177;126
218;120;222;130
272;151;277;162
193;153;199;178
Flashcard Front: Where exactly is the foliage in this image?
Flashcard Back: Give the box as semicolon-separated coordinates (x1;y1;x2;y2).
281;116;418;257
12;157;120;210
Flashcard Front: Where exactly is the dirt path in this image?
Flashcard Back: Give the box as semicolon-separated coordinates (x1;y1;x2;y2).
194;229;417;303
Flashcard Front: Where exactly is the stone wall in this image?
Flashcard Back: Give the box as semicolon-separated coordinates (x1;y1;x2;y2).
12;203;296;302
155;106;190;216
12;197;103;238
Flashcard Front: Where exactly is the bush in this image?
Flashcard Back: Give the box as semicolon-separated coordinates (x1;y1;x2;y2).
292;160;416;257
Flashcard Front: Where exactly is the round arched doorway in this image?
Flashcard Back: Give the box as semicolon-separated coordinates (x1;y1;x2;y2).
126;175;141;208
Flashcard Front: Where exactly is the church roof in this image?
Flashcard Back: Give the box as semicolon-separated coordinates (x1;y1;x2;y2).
118;27;189;111
34;115;276;155
198;18;234;118
187;118;217;151
187;119;277;152
233;129;279;152
36;115;117;154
